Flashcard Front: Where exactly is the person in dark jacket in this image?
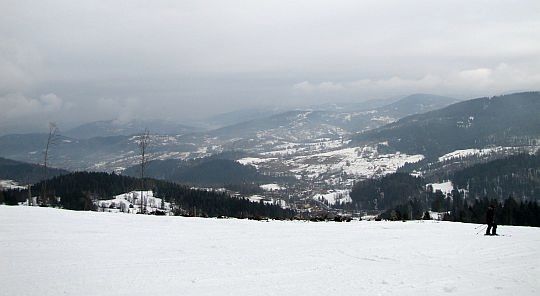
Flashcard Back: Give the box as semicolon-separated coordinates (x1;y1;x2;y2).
485;204;497;235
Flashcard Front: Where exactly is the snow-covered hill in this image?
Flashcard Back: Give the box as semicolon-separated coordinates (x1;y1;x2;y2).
239;143;424;186
0;179;26;190
96;190;172;214
0;93;457;173
1;206;538;296
64;119;200;139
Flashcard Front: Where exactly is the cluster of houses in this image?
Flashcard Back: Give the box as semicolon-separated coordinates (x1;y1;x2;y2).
96;190;173;215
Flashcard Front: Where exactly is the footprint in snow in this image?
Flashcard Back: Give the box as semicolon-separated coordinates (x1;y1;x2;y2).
443;286;457;293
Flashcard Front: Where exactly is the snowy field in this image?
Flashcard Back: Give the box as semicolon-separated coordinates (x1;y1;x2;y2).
0;179;26;190
1;206;539;296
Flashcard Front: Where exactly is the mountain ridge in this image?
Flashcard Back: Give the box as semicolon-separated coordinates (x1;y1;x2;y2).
64;119;201;139
352;91;540;158
0;157;69;184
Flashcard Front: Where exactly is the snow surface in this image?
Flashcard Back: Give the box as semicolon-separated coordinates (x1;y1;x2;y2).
427;181;454;194
260;183;284;191
96;190;171;214
438;147;498;162
236;157;276;168
1;206;539;296
245;195;287;208
0;179;26;190
258;139;345;157
437;146;539;162
289;146;424;179
312;189;352;205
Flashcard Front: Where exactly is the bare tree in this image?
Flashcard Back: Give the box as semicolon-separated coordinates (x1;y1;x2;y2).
27;184;33;206
41;122;59;206
138;129;151;214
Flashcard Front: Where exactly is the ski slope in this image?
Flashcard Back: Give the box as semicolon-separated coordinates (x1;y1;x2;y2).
1;206;539;296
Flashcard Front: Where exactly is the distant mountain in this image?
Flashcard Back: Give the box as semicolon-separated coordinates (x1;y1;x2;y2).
204;98;402;128
0;93;459;172
381;94;459;117
205;108;288;128
352;92;540;158
0;131;203;171
209;110;345;142
307;97;399;112
0;133;138;170
123;156;282;186
64;119;200;139
0;157;69;184
208;93;458;143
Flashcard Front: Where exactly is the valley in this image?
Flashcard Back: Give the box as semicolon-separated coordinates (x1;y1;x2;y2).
1;92;539;217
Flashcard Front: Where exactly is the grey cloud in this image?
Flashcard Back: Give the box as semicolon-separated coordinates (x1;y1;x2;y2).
0;0;539;133
292;63;540;99
0;93;64;119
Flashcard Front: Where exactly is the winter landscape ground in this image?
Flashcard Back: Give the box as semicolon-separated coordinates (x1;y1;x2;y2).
1;206;538;296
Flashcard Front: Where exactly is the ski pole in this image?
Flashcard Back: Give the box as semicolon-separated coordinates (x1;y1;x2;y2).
476;225;487;235
474;224;484;230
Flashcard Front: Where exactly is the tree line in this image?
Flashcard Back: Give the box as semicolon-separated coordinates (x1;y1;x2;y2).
1;172;295;220
349;154;540;226
354;92;540;158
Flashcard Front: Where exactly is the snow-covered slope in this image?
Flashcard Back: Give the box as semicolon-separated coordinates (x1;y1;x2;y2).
0;179;26;190
427;181;454;194
1;206;538;296
239;144;424;186
312;189;352;205
96;190;172;214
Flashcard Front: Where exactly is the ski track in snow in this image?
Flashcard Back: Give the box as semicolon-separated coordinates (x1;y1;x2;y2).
1;206;539;296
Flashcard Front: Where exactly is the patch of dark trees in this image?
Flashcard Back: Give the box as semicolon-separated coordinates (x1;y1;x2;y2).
348;154;540;226
0;157;69;184
122;156;293;187
354;92;540;158
308;214;352;222
1;172;295;220
451;153;540;201
377;190;540;227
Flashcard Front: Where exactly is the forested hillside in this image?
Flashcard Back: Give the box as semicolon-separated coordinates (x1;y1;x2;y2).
349;173;424;210
64;119;199;139
1;172;295;219
123;156;289;186
0;157;69;184
353;92;540;158
348;154;540;226
451;153;540;201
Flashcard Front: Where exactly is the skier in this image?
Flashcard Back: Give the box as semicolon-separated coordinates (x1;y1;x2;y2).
485;204;497;235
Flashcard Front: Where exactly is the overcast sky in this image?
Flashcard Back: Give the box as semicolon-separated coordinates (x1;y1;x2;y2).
1;0;539;133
